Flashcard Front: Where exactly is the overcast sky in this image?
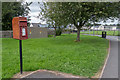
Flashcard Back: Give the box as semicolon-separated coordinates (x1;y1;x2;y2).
25;1;118;25
27;2;42;23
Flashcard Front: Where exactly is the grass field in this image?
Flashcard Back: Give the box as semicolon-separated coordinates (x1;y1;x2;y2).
81;30;119;36
0;38;2;80
2;34;109;78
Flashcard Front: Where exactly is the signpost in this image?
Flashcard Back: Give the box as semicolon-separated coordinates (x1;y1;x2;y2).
12;17;28;74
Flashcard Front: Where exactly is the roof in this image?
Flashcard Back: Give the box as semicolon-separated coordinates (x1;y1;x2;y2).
32;23;40;27
93;26;99;28
38;24;49;27
30;23;49;27
104;25;118;27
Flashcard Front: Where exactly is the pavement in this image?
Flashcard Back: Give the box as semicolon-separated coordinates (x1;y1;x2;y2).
21;70;83;79
85;34;119;79
101;40;118;78
24;71;65;78
101;37;119;80
22;34;119;79
84;34;119;41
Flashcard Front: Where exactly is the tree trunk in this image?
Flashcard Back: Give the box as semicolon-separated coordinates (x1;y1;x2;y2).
93;29;94;36
97;28;98;35
113;30;115;36
69;29;71;34
76;28;80;42
54;27;56;38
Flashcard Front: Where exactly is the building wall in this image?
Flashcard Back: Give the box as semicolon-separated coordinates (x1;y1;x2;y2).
48;30;55;35
91;26;118;31
27;27;48;38
1;27;49;38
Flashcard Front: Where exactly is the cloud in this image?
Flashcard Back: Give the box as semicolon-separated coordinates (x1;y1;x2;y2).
26;2;41;23
28;12;40;23
29;12;39;17
24;0;43;2
29;2;40;12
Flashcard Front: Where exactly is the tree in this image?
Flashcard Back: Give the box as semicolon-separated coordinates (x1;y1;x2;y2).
2;2;32;30
38;2;68;37
39;2;120;41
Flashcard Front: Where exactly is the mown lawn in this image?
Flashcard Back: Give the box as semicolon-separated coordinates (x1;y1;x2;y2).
2;34;109;78
81;30;119;36
0;38;2;80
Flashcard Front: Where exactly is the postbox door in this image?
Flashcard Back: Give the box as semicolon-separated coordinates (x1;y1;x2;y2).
21;27;26;36
19;21;28;40
20;26;28;39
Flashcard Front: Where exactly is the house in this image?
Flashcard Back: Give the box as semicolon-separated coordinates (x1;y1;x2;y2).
28;23;49;38
98;25;105;30
91;25;100;30
29;23;56;37
30;23;49;28
81;26;90;30
30;23;55;30
91;25;118;31
28;27;48;38
104;25;118;31
30;23;40;27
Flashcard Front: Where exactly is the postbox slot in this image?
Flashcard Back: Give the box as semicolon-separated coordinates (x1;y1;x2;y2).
19;21;27;26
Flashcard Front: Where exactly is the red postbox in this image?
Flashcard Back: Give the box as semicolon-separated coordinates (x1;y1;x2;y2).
12;17;28;74
12;17;28;40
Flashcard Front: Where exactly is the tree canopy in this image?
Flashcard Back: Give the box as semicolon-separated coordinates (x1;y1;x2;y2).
2;2;32;30
39;2;120;41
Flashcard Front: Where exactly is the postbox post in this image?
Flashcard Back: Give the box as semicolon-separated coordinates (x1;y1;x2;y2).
19;40;23;74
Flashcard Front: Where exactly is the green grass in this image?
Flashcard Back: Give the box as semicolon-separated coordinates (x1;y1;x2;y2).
0;38;2;80
81;30;119;36
2;34;109;78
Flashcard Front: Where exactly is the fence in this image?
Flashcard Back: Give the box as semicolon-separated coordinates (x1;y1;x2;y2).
0;31;13;38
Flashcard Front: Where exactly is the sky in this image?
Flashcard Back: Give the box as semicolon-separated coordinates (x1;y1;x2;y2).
27;2;42;23
25;1;118;25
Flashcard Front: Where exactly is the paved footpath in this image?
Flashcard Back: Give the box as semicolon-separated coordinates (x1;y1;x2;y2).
24;71;65;78
83;34;119;79
101;40;118;78
91;35;119;79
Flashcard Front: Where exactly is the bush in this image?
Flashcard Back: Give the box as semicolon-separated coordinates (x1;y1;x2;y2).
118;31;120;36
48;35;53;37
56;28;62;36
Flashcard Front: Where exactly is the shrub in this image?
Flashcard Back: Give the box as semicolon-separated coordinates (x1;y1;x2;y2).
56;28;62;36
48;35;53;37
